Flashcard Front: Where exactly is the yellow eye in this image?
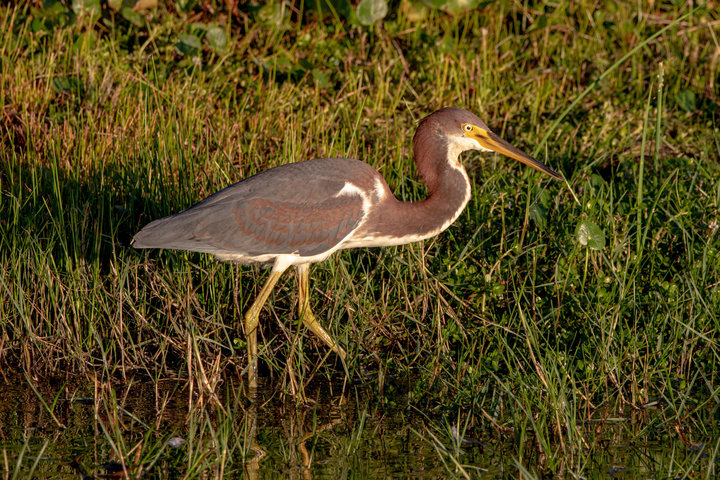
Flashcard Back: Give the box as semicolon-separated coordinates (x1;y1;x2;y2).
463;124;472;132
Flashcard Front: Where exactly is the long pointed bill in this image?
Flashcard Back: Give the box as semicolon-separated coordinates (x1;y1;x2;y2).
471;128;562;180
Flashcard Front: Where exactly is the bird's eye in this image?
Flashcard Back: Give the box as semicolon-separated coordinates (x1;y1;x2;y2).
463;124;472;132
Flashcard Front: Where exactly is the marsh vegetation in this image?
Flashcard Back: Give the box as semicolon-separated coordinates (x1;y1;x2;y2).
1;0;718;477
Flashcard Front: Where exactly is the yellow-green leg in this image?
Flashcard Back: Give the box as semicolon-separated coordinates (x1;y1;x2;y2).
295;264;346;360
244;269;284;389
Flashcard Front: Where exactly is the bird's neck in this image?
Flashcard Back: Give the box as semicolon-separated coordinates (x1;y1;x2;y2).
354;139;472;247
402;142;472;239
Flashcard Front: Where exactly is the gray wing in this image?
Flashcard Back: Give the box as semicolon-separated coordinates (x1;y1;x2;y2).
132;158;377;259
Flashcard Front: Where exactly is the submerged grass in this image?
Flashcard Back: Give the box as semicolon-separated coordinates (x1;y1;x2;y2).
3;374;717;478
1;0;719;477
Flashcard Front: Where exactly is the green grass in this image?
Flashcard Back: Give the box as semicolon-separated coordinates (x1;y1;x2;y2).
1;0;719;477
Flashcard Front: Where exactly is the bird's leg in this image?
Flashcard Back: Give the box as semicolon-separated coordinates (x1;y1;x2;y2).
295;264;347;360
244;269;284;390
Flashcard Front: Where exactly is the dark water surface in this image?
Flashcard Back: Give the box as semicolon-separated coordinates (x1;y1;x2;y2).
0;374;717;479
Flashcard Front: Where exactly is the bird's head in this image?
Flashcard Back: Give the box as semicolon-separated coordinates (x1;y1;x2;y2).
422;107;562;180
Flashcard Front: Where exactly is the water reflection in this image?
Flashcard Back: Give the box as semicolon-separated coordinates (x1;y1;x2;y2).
246;394;344;479
0;374;717;479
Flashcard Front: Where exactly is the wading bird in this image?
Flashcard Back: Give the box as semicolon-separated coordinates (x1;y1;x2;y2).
132;107;562;388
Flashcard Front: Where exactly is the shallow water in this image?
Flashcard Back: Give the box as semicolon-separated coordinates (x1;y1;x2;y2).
0;375;717;479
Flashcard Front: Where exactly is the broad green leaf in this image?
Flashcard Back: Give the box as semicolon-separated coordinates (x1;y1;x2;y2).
403;1;428;21
52;76;82;94
176;0;198;12
437;34;456;53
72;0;101;20
133;0;157;11
176;34;202;57
31;0;73;30
328;0;352;20
30;18;45;32
121;7;145;27
529;204;547;231
537;13;547;28
257;3;288;26
311;68;330;88
356;0;388;26
444;0;482;13
206;26;227;53
675;89;696;112
576;221;606;251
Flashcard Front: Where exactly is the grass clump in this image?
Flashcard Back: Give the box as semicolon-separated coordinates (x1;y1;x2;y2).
0;1;719;477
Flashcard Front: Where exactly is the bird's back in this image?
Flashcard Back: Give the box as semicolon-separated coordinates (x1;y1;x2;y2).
132;158;383;263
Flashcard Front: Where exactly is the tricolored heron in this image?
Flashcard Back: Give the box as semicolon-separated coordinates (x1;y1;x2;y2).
132;107;562;388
